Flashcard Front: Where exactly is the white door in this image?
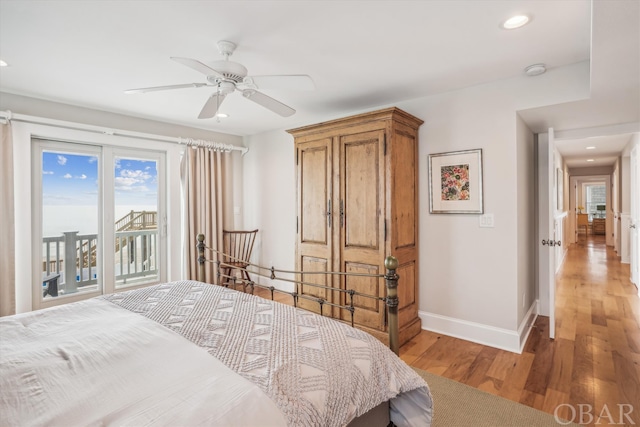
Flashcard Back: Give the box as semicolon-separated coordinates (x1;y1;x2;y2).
630;145;639;287
537;129;557;340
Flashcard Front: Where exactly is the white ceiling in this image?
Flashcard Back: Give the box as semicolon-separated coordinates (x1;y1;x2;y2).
556;133;634;168
0;1;638;165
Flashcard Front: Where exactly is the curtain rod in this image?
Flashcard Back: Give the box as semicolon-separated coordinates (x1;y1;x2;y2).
0;110;249;155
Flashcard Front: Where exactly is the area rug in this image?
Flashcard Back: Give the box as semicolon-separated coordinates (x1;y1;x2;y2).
414;368;580;427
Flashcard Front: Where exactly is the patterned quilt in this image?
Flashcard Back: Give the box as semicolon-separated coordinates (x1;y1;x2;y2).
101;280;432;426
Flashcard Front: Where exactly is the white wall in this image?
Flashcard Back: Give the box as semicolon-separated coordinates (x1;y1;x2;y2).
242;129;296;291
243;61;591;352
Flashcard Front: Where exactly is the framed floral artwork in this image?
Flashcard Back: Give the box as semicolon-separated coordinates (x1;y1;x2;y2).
428;149;484;214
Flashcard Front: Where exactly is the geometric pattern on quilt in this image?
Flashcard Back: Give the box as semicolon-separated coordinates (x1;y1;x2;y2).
101;280;429;427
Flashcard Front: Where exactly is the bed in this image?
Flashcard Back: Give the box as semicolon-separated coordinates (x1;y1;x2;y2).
0;236;433;426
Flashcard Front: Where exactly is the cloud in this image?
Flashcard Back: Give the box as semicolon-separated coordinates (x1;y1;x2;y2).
88;156;98;164
75;174;87;180
120;169;151;180
57;155;67;165
43;170;54;175
63;173;72;179
115;169;153;193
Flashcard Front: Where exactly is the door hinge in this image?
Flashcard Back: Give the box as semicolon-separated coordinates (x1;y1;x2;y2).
296;216;299;234
296;149;299;165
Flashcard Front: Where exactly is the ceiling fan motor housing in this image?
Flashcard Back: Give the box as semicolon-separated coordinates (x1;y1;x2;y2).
206;60;248;84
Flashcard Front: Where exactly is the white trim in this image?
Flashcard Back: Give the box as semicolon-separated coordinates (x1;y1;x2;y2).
418;301;539;354
418;311;523;354
517;300;539;353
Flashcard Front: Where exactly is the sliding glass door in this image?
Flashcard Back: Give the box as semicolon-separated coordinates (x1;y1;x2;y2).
34;139;165;306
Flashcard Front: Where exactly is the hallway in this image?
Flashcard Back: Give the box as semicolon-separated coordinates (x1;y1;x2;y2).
403;235;640;425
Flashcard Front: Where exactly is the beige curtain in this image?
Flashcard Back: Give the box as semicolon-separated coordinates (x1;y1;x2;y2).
0;122;16;316
181;147;226;283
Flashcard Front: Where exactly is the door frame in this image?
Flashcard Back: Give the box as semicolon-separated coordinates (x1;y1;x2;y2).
537;125;639;341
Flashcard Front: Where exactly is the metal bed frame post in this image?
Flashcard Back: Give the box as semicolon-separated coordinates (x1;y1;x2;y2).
197;233;205;283
384;256;400;355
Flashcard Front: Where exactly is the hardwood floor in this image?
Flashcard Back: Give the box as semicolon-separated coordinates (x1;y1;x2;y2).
402;235;640;426
252;235;639;424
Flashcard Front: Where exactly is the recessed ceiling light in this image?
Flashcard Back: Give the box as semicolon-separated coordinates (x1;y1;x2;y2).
586;146;596;150
502;15;530;30
0;60;8;67
587;159;595;162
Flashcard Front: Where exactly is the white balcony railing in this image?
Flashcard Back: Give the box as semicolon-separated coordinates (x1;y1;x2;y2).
42;228;158;297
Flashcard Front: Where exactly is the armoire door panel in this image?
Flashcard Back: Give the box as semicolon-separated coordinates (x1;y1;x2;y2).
396;261;416;311
340;261;384;329
392;130;417;249
299;142;331;245
298;255;331;315
341;132;382;250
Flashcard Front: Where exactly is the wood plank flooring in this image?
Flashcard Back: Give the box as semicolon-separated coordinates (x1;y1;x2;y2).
403;235;640;426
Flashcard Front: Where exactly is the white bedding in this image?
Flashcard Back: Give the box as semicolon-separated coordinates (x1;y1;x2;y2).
0;298;286;426
0;281;432;426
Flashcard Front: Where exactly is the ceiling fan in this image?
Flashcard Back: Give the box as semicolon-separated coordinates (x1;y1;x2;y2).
125;40;314;119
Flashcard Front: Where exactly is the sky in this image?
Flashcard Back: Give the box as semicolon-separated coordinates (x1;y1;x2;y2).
42;151;158;236
42;150;158;207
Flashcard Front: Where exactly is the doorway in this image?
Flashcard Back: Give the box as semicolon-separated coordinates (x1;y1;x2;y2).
538;129;638;341
569;176;612;246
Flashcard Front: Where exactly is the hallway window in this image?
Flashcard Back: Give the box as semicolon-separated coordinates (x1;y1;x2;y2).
585;184;606;220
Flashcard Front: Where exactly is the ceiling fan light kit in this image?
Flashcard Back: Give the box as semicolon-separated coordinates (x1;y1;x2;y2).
124;40;314;119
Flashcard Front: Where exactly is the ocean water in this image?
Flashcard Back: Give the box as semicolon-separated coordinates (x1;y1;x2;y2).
43;205;157;237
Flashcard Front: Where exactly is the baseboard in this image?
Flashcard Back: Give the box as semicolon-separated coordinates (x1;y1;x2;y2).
517;301;539;353
418;311;523;354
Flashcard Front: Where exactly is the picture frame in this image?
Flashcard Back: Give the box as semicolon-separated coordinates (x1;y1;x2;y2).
428;148;483;214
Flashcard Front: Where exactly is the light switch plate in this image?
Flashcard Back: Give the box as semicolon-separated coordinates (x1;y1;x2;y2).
479;213;494;228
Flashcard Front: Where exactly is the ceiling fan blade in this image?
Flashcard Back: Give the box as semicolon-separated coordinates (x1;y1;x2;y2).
241;90;296;117
124;83;208;94
198;93;227;119
243;75;315;91
171;57;225;79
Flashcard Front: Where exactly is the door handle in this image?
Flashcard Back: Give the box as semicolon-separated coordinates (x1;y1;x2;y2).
542;239;550;246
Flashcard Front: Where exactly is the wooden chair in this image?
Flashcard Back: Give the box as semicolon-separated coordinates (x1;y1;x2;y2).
220;229;258;293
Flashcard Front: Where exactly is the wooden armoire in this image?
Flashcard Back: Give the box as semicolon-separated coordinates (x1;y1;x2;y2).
287;107;423;346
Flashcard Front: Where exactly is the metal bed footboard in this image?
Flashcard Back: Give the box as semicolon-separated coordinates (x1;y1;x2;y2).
196;233;400;355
